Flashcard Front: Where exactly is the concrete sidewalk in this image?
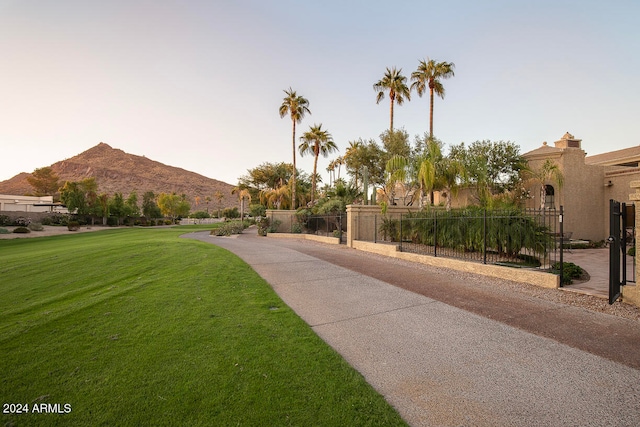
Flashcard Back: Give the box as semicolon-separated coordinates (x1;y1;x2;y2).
183;230;640;427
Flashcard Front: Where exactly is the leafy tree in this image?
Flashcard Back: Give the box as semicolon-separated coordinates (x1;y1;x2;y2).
374;67;411;133
344;139;385;191
126;192;140;217
27;167;60;198
380;129;411;160
279;87;311;210
158;193;190;220
59;177;98;220
450;140;526;207
299;123;338;203
410;58;455;137
109;192;126;225
142;191;162;219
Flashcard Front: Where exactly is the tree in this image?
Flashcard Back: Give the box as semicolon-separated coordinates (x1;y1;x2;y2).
109;192;126;225
142;191;162;219
410;58;455;137
158;193;190;220
450;140;526;207
59;177;98;221
279;88;311;210
126;192;140;217
232;187;251;219
299;123;338;203
27;167;60;198
523;159;564;209
213;191;224;218
374;67;410;133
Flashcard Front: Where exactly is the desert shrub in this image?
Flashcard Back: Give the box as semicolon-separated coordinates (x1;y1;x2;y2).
28;222;44;231
41;214;68;226
291;223;302;233
0;215;10;226
0;228;10;234
551;262;585;285
13;226;31;234
222;207;240;219
267;219;282;233
190;211;210;219
211;221;245;236
68;221;80;231
249;204;266;218
14;217;31;227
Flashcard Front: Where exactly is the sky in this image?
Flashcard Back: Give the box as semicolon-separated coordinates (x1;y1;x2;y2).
1;0;639;187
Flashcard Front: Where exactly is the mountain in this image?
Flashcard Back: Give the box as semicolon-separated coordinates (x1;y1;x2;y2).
0;143;237;212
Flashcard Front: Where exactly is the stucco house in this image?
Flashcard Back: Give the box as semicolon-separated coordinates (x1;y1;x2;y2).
523;132;640;242
0;194;68;213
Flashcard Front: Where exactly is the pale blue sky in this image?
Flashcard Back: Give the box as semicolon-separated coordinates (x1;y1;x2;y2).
1;0;638;186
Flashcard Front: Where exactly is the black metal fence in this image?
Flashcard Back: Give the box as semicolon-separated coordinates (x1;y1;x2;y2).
361;207;564;270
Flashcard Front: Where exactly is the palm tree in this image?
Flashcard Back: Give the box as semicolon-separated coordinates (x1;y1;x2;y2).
299;124;338;203
410;58;455;137
523;159;564;209
279;88;311;210
232;187;251;220
373;67;410;133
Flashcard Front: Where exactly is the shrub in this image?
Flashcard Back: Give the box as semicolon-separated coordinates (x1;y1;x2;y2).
68;221;80;231
0;215;10;226
267;219;281;233
13;226;31;234
291;223;302;233
211;221;245;236
14;217;31;227
28;222;44;231
551;262;585;285
0;228;10;234
41;214;68;226
628;246;636;257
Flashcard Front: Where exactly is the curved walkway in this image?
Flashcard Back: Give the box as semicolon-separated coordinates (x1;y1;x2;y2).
183;229;640;427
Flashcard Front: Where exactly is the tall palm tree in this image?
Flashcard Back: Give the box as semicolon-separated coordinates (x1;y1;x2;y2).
373;67;410;133
299;124;338;203
410;58;455;137
279;88;311;210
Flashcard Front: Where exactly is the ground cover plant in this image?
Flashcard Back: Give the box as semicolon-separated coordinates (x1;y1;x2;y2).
0;226;406;426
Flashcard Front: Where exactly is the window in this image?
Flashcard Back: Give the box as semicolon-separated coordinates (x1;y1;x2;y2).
544;185;555;209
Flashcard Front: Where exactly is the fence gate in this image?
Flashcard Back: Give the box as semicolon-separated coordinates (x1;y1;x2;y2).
609;199;628;304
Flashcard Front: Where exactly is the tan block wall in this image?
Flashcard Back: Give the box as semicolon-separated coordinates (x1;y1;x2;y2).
526;150;605;241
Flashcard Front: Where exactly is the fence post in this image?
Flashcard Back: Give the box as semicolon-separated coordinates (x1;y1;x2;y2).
434;211;438;257
483;209;487;264
374;215;377;243
399;213;403;252
559;206;564;287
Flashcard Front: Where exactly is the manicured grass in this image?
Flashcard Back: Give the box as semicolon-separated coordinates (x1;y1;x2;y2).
0;226;407;426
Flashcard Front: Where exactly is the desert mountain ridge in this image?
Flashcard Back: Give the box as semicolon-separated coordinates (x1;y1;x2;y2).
0;142;237;211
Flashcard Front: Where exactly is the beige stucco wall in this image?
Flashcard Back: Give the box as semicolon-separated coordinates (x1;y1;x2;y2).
525;148;605;241
0;194;67;213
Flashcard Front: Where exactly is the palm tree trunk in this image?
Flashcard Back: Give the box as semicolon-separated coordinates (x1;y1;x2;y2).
429;88;434;137
389;98;394;132
291;120;297;210
312;154;319;203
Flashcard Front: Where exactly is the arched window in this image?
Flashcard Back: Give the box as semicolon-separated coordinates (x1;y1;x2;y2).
545;185;555;209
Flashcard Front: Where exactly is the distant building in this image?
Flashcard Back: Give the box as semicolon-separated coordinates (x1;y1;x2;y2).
0;194;68;213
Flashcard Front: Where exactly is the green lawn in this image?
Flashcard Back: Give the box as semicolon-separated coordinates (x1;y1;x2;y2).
0;226;407;426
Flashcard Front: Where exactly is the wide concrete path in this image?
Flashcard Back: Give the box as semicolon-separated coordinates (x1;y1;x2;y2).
183;230;640;427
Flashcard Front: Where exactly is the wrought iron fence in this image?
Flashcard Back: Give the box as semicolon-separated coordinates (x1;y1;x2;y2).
359;207;564;270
